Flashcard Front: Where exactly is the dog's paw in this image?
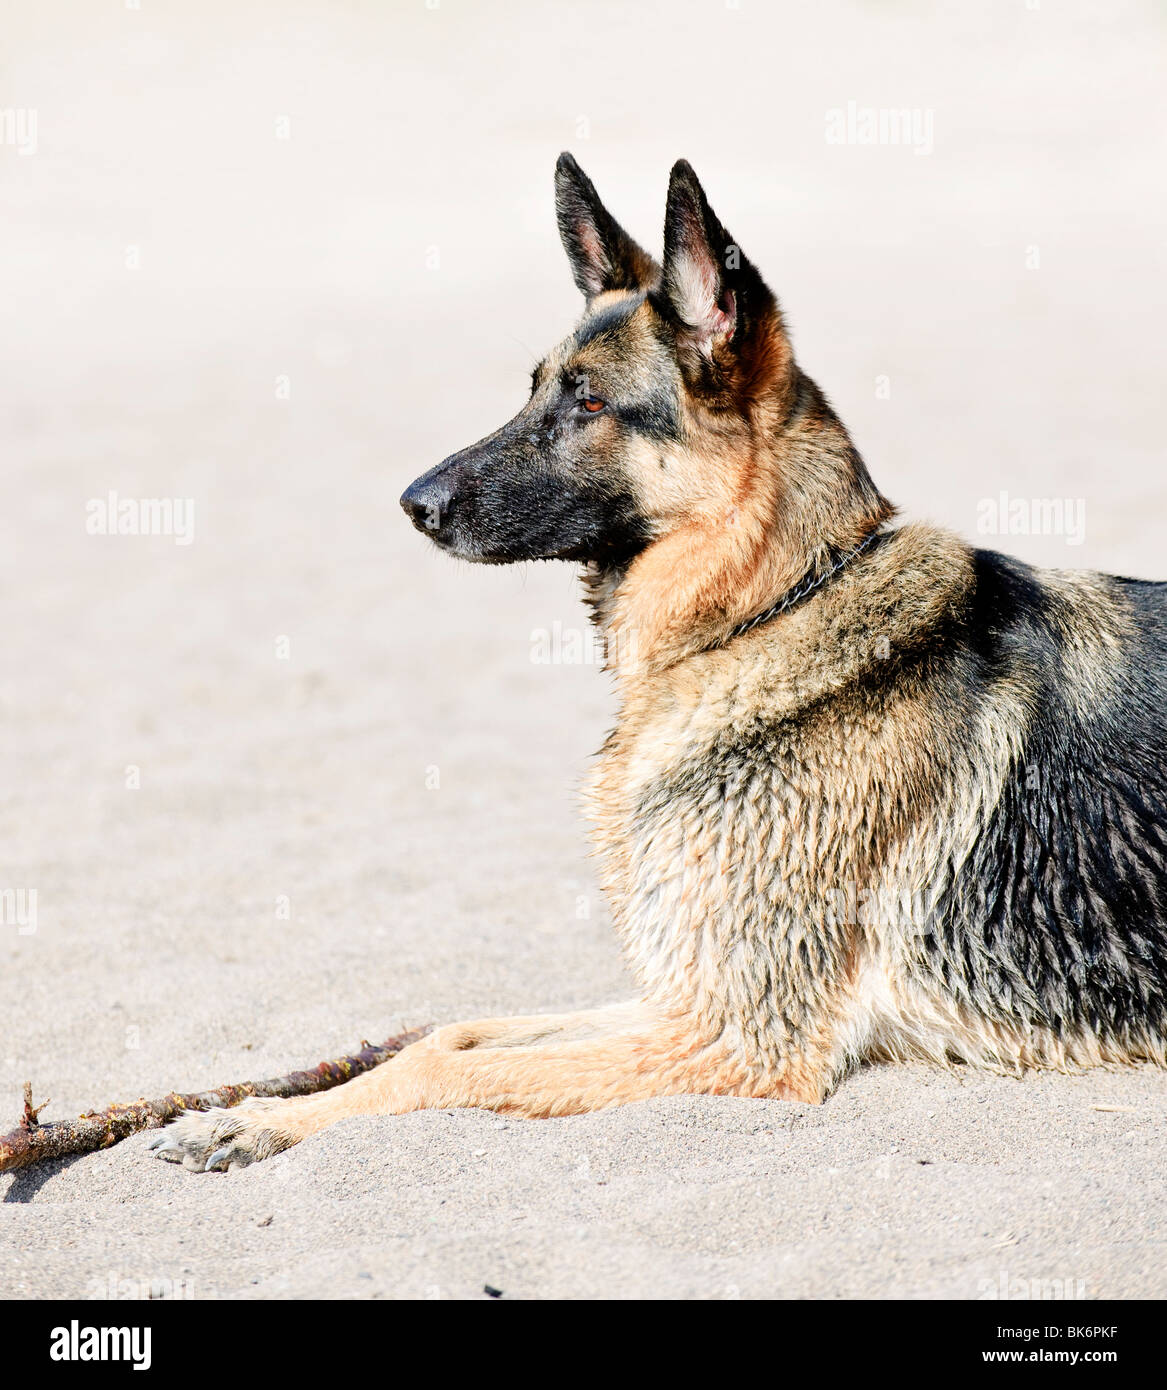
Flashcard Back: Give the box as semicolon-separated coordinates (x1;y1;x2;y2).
148;1098;301;1173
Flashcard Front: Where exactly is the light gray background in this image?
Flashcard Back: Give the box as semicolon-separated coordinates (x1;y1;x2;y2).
1;0;1164;1299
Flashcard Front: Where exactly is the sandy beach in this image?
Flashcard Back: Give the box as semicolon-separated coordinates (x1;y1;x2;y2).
2;0;1165;1300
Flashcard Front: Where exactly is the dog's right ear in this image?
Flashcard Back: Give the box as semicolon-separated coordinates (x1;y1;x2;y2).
555;152;659;301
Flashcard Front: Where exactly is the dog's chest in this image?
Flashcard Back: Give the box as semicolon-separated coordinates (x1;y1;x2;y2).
581;665;890;1043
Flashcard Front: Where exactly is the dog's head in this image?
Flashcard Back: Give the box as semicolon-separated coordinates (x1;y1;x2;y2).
400;154;796;567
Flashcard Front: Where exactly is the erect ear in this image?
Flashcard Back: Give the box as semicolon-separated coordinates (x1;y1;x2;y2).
555;152;660;301
655;159;786;395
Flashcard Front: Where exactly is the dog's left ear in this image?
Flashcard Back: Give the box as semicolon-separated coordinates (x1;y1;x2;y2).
555;152;660;301
655;160;787;398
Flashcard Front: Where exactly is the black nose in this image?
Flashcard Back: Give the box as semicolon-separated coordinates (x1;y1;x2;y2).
399;470;452;536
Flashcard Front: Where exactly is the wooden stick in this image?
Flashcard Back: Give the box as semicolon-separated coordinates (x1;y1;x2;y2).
0;1026;431;1173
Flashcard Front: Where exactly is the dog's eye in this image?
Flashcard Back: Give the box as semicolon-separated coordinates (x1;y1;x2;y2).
577;396;606;415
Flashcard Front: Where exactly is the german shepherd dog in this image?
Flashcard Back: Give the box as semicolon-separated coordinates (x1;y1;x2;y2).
153;156;1167;1172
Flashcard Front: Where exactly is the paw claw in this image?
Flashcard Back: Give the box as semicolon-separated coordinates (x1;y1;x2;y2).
143;1099;298;1174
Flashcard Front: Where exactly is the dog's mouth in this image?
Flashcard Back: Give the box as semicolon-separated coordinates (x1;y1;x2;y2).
411;522;630;568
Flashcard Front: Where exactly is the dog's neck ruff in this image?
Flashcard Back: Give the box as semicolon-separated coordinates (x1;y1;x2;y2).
722;527;884;646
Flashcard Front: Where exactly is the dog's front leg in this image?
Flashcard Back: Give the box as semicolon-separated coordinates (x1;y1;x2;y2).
150;1002;777;1172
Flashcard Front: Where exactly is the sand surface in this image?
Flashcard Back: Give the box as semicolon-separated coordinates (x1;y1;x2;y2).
2;1;1165;1299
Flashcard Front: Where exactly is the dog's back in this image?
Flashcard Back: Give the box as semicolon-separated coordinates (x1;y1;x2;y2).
916;550;1167;1064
